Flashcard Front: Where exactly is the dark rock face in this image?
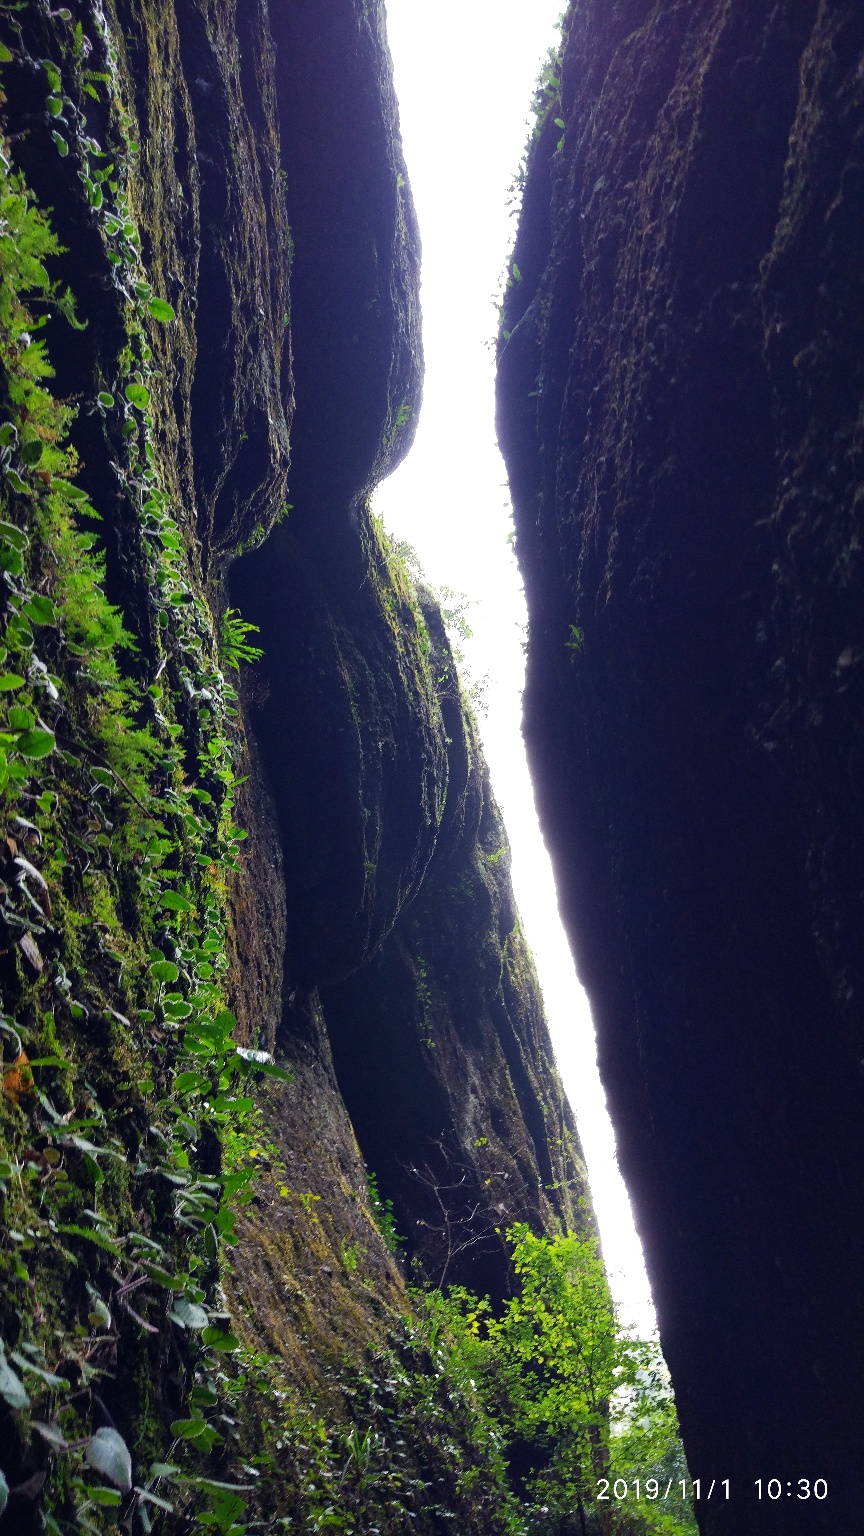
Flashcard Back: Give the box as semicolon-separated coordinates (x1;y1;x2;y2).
4;0;293;569
497;4;864;1529
231;0;431;985
0;2;587;1527
1;0;588;1416
227;0;587;1298
109;0;295;564
322;596;586;1300
269;0;422;524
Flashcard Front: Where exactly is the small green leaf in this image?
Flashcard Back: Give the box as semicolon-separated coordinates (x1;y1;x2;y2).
4;468;30;495
57;1223;120;1256
175;1071;209;1094
97;391;114;409
170;1416;208;1440
252;1059;294;1082
164;1000;192;1021
9;1352;68;1389
149;960;179;983
88;1298;112;1329
147;298;176;323
0;521;27;550
46;96;63;116
0;41;13;63
15;729;55;759
201;1325;239;1353
0;1349;29;1409
124;382;150;410
80;1486;122;1508
0;674;24;691
160;890;192;913
23;595;57;625
21;438;44;466
141;1263;186;1291
137;1489;174;1512
221;1169;256;1200
210;1095;253;1116
85;1427;132;1492
33;1421;70;1450
52;131;69;156
169;1298;209;1330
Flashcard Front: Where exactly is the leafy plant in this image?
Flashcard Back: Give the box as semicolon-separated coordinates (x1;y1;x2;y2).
418;1225;697;1535
0;39;288;1536
365;1168;403;1255
220;608;263;669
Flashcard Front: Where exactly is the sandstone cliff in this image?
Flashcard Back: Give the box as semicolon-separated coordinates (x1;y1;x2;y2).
497;5;864;1532
0;3;588;1533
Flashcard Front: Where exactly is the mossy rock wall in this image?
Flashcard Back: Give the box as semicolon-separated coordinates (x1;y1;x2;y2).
0;4;594;1535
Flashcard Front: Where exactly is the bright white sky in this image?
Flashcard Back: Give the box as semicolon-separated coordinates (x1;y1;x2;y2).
376;0;656;1336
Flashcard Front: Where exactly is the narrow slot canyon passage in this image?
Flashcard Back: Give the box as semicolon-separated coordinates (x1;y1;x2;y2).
374;1;656;1336
2;4;861;1529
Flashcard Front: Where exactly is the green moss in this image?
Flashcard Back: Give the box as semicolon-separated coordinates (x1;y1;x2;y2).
0;41;283;1533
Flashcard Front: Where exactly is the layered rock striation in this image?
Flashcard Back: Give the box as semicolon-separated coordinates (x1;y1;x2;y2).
497;4;864;1531
0;3;588;1530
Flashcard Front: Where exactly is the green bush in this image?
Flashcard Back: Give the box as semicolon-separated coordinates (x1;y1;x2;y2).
416;1224;698;1535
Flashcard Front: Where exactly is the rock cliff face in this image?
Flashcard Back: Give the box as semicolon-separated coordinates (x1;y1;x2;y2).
497;4;864;1531
0;3;588;1531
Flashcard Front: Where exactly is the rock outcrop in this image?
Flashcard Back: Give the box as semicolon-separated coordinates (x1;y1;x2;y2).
497;4;864;1531
0;3;588;1531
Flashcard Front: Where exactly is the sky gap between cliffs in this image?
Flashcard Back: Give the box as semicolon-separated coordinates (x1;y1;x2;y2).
373;0;657;1336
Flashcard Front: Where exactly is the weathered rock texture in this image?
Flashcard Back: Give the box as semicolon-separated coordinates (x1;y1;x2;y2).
0;6;589;1528
497;4;864;1531
322;594;585;1299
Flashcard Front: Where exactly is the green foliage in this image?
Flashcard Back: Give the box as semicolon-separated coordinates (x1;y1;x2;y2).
385;532;489;715
417;1226;698;1535
0;45;287;1536
218;1332;521;1536
365;1167;404;1255
219;607;263;669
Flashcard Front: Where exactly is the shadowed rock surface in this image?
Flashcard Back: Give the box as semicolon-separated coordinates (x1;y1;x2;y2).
0;5;591;1530
497;4;864;1530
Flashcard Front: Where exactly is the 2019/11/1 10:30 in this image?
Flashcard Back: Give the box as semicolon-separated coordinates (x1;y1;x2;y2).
596;1478;829;1503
